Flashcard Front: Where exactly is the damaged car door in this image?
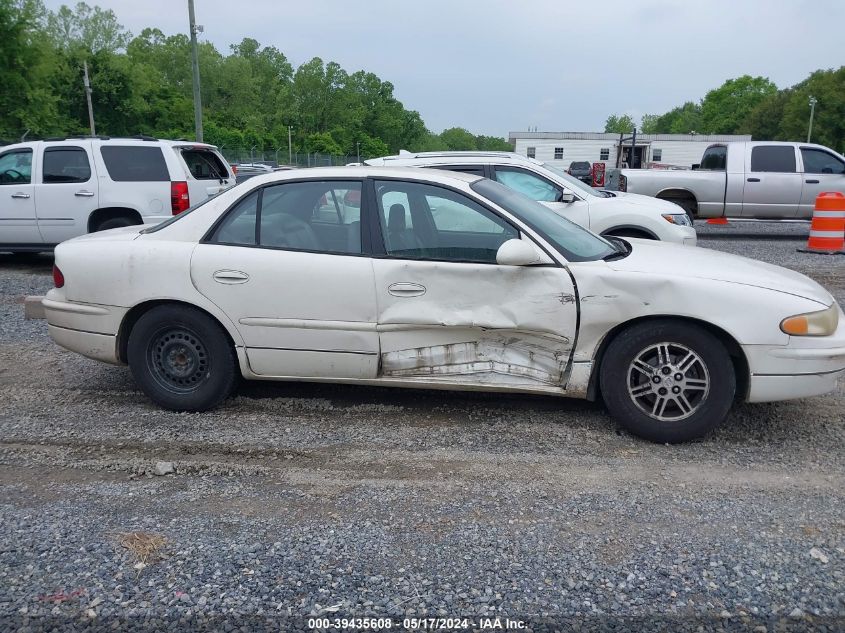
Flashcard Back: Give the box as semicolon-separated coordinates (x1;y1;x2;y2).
369;179;577;393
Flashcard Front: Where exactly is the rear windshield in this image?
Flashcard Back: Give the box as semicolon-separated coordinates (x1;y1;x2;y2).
180;148;230;180
100;146;170;182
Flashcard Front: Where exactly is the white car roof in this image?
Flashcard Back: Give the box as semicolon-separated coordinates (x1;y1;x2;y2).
365;151;537;167
241;165;484;187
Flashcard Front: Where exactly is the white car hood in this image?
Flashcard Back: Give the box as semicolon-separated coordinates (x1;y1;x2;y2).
607;239;833;306
590;191;685;214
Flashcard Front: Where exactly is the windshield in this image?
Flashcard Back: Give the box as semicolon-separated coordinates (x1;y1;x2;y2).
471;179;616;262
537;162;599;197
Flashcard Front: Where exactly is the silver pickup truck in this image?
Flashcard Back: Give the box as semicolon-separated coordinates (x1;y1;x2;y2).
618;141;845;219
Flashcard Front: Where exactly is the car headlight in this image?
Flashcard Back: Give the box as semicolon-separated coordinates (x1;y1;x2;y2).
780;303;839;336
662;213;692;227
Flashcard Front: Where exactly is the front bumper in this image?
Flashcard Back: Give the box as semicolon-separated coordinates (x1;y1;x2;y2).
744;308;845;402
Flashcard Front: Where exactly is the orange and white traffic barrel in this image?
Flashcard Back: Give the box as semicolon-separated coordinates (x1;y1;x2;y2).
798;192;845;254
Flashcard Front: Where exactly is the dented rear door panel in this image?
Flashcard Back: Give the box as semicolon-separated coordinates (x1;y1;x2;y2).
372;259;577;392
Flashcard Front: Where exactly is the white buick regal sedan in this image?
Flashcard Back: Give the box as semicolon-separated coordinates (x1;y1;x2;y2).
36;167;845;443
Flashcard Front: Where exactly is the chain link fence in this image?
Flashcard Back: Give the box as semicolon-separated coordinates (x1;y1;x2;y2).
217;148;364;168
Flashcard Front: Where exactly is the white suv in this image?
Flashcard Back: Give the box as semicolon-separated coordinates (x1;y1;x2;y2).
0;136;235;252
365;151;697;245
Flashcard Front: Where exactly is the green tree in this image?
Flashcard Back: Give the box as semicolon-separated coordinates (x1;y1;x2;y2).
700;75;778;134
778;68;845;151
439;127;477;150
476;135;512;151
740;90;790;140
46;1;130;53
645;102;703;134
604;114;636;133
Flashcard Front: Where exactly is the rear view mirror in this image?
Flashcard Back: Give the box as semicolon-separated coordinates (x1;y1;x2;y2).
496;239;546;266
558;191;576;204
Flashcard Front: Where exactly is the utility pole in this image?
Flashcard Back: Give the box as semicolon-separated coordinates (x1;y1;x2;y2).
807;96;818;143
83;61;96;136
288;126;293;165
188;0;204;142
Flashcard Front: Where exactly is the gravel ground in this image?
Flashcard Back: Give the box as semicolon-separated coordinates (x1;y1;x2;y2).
0;225;843;632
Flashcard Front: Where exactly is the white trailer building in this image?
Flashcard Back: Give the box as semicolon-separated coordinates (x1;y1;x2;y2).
508;131;751;170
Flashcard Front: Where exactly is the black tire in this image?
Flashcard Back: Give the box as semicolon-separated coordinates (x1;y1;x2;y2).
94;216;135;232
127;305;239;411
599;320;735;443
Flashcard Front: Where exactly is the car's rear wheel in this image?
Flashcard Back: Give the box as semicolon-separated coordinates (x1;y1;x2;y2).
93;216;135;232
599;320;735;443
127;305;238;411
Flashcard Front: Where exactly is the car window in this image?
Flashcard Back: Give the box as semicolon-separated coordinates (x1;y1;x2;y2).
0;149;33;185
180;149;229;180
312;187;361;224
209;191;258;245
100;146;170;182
259;180;363;254
750;146;796;173
374;180;518;264
494;167;560;202
43;147;91;184
471;178;616;262
699;145;727;171
801;148;845;175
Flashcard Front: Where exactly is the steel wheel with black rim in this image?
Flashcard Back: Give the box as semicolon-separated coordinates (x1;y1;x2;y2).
599;320;735;443
128;304;238;411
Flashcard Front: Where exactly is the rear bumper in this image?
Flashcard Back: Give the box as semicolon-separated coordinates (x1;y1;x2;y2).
48;324;120;365
28;289;126;364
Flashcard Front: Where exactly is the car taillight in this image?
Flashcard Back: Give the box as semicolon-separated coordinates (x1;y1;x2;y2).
171;181;190;214
53;265;64;288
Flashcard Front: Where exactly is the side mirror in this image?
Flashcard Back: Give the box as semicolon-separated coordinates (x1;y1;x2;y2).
557;191;576;203
496;239;546;266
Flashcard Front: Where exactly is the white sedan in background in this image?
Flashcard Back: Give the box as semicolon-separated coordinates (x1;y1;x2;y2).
31;168;845;443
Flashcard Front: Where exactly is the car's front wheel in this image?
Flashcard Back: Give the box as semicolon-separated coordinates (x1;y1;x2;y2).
599;320;735;443
127;305;239;411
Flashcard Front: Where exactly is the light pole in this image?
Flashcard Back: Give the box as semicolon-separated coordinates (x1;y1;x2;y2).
288;126;293;165
356;141;360;163
807;96;818;143
188;0;204;142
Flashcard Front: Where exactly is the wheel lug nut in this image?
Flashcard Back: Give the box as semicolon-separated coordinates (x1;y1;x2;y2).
675;373;683;381
662;367;671;375
658;387;668;396
672;386;681;394
652;376;661;384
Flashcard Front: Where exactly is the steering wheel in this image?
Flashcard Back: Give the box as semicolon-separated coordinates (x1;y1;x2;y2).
2;169;24;183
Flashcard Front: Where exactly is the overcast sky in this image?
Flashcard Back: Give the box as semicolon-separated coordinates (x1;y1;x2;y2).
45;0;845;137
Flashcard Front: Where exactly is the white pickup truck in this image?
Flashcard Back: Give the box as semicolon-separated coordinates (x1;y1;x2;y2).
618;141;845;219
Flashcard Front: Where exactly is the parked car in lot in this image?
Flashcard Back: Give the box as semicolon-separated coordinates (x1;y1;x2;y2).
0;136;235;252
365;151;696;245
618;141;845;219
30;167;845;443
567;160;593;184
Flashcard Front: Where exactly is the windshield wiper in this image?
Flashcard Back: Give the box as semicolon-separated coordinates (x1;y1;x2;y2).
602;237;630;261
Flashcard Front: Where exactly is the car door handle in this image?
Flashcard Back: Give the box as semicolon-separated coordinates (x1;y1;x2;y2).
11;192;30;199
805;179;820;184
74;190;95;197
746;178;760;183
388;282;426;297
213;270;250;284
